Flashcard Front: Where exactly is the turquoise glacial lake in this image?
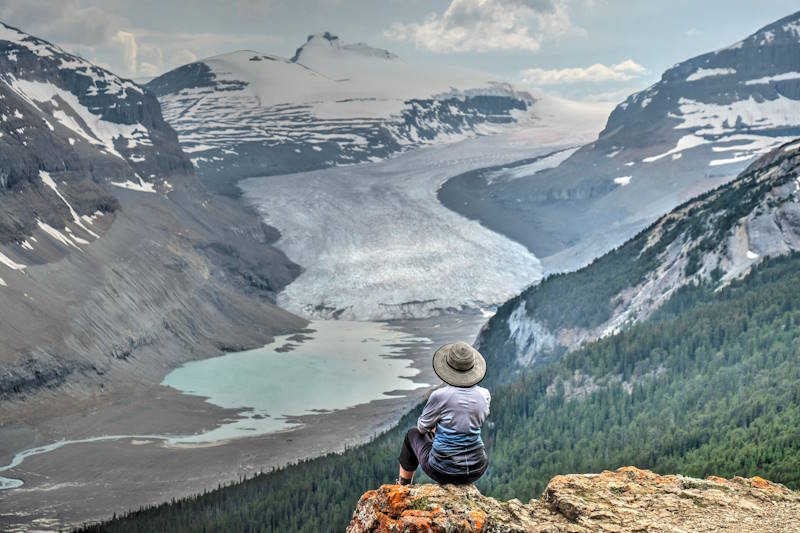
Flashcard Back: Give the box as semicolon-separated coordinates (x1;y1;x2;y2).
160;320;432;443
0;320;432;490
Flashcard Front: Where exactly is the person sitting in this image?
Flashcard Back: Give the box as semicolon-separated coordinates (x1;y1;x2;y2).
397;342;490;485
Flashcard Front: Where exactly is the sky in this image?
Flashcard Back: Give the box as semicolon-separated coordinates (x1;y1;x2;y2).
0;0;797;103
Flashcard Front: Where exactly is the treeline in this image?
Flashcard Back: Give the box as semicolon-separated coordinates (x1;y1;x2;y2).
78;253;800;532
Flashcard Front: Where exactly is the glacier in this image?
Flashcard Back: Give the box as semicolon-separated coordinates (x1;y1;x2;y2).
240;129;578;321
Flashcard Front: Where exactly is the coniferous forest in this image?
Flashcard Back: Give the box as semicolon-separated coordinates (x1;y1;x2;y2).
79;252;800;532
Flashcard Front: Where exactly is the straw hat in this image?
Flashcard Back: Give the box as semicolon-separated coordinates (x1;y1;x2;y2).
432;342;486;387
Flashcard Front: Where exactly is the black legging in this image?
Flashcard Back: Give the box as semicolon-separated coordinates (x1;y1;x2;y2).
398;427;488;484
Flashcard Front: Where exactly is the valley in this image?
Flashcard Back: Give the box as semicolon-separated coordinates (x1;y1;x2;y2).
87;121;800;533
0;313;487;530
1;114;600;530
1;6;799;532
0;124;597;530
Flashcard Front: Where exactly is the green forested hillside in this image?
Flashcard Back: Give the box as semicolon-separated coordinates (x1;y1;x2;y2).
481;252;800;498
79;252;800;532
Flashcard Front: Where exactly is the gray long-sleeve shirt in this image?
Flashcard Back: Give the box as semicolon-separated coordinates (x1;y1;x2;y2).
417;384;491;475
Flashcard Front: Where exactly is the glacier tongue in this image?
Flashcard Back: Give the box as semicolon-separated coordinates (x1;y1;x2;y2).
240;131;566;321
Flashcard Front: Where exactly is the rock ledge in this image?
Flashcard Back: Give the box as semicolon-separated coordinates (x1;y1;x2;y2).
347;467;799;532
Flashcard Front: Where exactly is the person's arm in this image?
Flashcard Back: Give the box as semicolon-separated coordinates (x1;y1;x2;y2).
480;388;491;421
416;390;443;433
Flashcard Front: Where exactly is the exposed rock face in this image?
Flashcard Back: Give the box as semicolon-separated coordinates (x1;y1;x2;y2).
0;21;191;244
0;175;303;402
348;467;800;532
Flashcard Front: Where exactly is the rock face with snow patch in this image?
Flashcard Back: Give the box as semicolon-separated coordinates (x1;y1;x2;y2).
147;32;534;192
601;11;800;165
441;10;800;271
0;22;191;245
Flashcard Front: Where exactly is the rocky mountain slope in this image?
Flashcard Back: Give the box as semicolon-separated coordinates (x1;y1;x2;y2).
348;468;799;532
441;10;800;271
0;22;303;403
477;133;800;370
145;32;587;193
0;22;191;245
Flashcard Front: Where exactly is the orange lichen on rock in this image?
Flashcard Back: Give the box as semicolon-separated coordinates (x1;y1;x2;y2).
347;484;488;533
384;485;411;516
467;509;485;531
730;475;793;494
347;468;800;532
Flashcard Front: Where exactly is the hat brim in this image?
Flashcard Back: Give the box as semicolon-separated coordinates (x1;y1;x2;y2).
432;344;487;387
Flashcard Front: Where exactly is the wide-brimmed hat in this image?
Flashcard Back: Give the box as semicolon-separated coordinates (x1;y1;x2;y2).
432;342;486;387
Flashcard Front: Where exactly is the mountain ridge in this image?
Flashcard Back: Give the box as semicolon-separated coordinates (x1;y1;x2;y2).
290;31;399;65
0;22;304;404
0;20;191;246
439;9;800;272
476;137;800;372
145;32;558;193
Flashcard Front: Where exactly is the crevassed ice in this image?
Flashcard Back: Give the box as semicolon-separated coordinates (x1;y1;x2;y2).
240;134;553;321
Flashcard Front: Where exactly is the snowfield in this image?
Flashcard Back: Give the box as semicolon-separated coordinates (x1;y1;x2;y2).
154;35;535;168
241;130;581;321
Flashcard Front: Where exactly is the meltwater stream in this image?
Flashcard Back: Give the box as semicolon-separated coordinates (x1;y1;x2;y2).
0;320;431;490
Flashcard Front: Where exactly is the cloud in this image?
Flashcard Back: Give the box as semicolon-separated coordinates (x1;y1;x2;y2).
113;31;138;75
384;0;583;53
0;0;148;75
173;49;200;66
685;28;704;37
521;59;646;85
0;0;122;47
0;0;280;78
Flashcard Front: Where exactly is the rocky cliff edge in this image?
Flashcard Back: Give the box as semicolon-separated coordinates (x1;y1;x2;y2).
347;467;799;532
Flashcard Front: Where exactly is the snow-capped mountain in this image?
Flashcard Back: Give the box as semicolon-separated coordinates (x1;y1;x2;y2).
147;32;538;187
0;21;190;249
477;137;800;371
0;21;302;405
601;10;800;169
441;10;800;272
